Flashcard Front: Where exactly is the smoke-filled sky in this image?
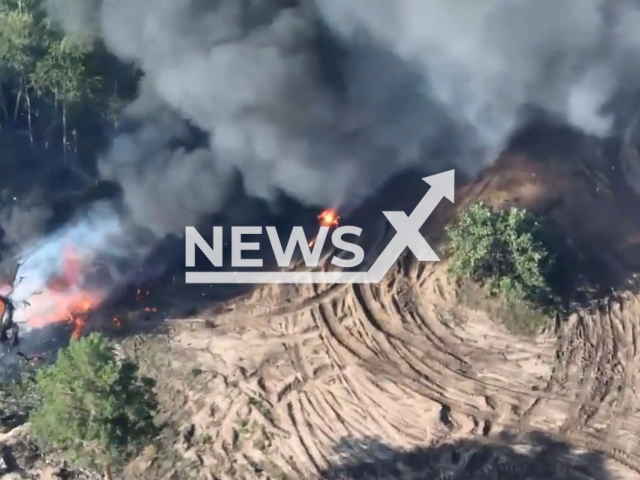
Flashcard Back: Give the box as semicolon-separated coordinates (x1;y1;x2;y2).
36;0;640;237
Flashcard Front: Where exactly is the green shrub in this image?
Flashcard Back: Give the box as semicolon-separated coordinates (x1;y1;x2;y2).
446;202;554;306
29;333;158;472
0;368;38;422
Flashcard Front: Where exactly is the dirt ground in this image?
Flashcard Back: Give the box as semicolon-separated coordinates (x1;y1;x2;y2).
100;132;640;480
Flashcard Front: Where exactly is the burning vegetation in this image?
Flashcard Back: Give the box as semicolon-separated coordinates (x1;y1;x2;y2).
0;245;160;346
21;247;104;339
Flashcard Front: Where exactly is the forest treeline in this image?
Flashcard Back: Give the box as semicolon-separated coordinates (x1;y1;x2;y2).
0;0;140;252
0;0;137;163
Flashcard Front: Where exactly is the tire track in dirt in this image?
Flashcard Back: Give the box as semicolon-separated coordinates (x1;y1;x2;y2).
156;206;640;480
163;254;640;478
601;298;640;438
558;311;604;435
516;322;570;430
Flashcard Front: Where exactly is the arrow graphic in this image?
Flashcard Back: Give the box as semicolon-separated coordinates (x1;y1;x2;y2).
186;170;455;284
364;170;454;283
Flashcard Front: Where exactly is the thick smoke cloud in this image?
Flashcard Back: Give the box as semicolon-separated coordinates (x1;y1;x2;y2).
42;0;640;235
98;83;237;237
0;196;52;250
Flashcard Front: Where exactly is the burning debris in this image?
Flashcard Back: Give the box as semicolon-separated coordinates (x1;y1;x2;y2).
24;248;100;334
0;203;145;352
309;208;341;248
0;293;18;346
318;209;340;228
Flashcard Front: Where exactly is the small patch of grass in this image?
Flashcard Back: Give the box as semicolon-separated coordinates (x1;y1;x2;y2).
246;396;273;422
458;281;550;336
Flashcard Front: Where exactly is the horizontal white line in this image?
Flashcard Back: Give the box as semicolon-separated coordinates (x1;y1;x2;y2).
185;271;379;284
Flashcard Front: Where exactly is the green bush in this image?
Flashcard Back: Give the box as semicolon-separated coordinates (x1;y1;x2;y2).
29;333;158;472
0;368;38;422
446;202;554;306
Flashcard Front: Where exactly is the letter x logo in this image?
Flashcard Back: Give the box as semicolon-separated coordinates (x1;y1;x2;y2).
365;170;454;282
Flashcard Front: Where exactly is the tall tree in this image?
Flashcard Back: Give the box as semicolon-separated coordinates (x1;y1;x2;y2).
0;0;138;158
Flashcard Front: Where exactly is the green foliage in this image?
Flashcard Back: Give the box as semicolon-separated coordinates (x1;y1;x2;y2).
446;202;554;306
0;0;95;100
29;333;159;470
0;368;37;409
30;35;95;102
0;0;37;74
0;0;138;158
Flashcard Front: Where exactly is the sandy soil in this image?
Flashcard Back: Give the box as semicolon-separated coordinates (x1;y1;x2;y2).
121;273;640;479
104;131;640;480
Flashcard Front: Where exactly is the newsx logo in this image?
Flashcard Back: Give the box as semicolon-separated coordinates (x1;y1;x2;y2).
186;222;364;270
185;170;454;284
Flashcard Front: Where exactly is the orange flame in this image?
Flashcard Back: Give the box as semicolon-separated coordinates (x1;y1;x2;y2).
70;316;86;340
23;247;103;336
318;208;340;228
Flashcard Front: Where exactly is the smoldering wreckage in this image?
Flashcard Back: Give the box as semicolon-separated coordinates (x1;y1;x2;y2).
4;0;640;360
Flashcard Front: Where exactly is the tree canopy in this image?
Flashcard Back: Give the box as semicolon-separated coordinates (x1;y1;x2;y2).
0;0;137;154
